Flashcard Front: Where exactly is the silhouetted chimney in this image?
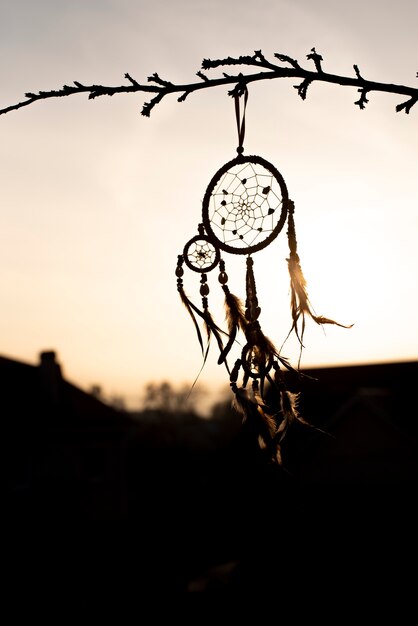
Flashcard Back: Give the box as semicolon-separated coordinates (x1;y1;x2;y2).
39;350;63;405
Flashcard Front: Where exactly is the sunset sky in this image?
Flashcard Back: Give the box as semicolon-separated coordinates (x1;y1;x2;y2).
0;0;417;410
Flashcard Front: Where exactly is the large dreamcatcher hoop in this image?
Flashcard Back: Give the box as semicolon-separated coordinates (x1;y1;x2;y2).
202;154;288;255
176;84;352;466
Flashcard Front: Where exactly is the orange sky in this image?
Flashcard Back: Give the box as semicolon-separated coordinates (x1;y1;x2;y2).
0;0;417;409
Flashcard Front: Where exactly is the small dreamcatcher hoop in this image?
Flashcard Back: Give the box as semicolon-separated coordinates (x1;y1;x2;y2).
176;84;352;466
182;227;220;273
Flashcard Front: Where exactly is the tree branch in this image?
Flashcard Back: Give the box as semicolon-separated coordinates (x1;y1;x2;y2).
1;48;417;117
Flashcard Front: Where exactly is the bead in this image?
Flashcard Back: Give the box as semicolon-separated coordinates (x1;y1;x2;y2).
200;283;210;296
218;271;228;284
175;266;184;277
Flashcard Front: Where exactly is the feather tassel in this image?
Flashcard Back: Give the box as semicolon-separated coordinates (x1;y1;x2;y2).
177;266;228;369
287;252;353;348
177;282;205;355
218;286;248;364
285;200;353;352
231;384;277;454
202;306;230;372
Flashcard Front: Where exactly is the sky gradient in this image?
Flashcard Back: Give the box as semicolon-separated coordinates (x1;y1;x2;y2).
1;0;417;409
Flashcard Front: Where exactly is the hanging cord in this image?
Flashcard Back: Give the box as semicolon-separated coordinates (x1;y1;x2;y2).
232;78;248;155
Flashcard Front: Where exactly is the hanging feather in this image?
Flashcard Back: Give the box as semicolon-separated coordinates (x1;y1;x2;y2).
231;379;278;458
229;352;286;464
198;271;228;371
252;380;279;444
176;257;205;355
272;361;331;446
177;255;228;371
285;200;353;353
287;252;353;344
218;285;248;365
278;389;306;436
187;307;228;397
202;303;230;372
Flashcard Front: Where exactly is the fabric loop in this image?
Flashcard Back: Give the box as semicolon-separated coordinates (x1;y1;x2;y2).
234;85;248;154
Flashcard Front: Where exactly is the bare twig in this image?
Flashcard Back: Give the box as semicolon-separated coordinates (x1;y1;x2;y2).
1;48;416;117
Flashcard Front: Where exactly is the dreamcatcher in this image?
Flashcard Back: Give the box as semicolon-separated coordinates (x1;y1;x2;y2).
176;85;352;465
